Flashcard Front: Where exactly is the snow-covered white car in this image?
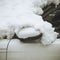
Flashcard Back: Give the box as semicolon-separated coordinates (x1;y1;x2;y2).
0;0;60;60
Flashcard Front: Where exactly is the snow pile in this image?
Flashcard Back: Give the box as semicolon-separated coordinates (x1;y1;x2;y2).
0;0;59;45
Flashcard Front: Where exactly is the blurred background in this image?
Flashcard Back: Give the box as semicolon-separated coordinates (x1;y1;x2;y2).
42;3;60;38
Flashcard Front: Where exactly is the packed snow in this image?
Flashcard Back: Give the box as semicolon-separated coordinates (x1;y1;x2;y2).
0;0;60;45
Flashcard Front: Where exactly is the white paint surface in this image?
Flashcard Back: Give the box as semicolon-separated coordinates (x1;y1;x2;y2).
0;39;60;60
7;39;60;60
